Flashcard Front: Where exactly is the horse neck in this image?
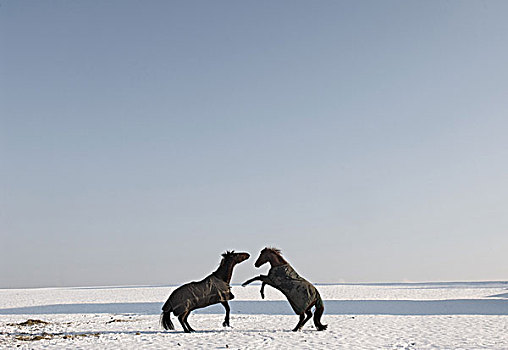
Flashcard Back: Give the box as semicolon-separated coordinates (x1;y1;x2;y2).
212;259;235;283
268;252;288;268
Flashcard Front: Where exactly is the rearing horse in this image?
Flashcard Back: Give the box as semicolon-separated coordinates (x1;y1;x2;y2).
161;251;250;332
242;247;327;331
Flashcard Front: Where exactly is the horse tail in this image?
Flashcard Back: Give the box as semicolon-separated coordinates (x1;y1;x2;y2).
160;300;175;330
313;293;328;331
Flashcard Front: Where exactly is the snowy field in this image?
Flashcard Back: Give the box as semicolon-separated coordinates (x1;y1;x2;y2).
1;282;507;349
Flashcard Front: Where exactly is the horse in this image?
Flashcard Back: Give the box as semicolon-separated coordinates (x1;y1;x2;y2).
161;251;250;333
242;247;327;331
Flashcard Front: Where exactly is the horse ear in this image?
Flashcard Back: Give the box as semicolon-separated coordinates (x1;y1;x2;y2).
221;251;234;258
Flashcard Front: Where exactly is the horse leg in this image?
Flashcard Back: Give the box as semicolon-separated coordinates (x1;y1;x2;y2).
183;311;195;332
313;303;328;331
241;275;266;287
178;311;190;333
221;301;231;327
292;313;306;332
300;309;313;329
242;276;270;300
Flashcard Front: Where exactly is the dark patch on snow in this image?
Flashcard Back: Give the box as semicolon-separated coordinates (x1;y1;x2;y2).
7;319;49;327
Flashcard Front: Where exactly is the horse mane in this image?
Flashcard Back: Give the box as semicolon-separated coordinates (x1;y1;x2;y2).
266;247;282;256
221;250;236;259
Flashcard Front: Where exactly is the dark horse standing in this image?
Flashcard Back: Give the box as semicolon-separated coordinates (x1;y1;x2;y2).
242;247;327;331
161;251;249;333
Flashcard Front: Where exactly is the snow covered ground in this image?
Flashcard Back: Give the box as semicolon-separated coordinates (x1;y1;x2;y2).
1;282;507;349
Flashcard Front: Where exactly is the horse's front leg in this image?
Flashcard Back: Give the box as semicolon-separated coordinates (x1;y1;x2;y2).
221;301;230;327
260;281;266;299
241;276;261;287
241;275;268;287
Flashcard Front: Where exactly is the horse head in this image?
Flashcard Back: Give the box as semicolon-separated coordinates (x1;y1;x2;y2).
254;247;283;267
221;251;250;266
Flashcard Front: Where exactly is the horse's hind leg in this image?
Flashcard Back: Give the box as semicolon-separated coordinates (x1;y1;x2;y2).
300;309;313;328
292;313;306;332
293;309;313;331
183;311;195;332
178;312;190;333
221;301;231;327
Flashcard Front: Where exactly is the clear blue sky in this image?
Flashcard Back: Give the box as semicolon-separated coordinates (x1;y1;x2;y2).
1;1;507;288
